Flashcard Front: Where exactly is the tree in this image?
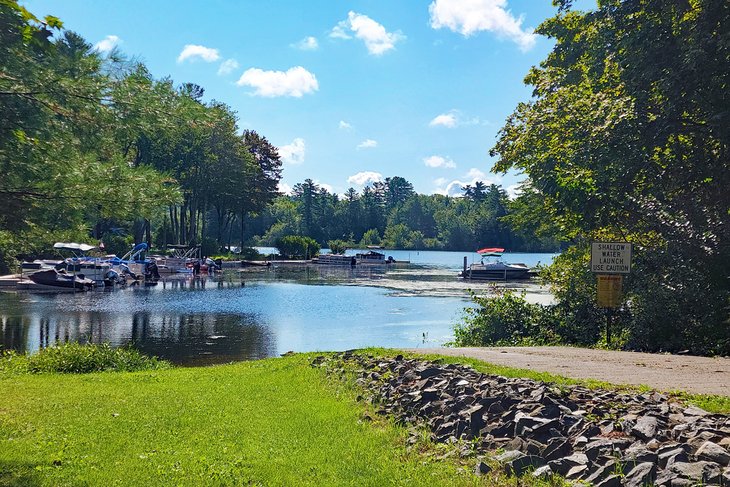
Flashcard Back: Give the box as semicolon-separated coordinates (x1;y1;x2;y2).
491;0;730;354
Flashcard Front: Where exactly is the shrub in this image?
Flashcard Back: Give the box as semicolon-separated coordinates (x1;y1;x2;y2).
275;235;320;259
452;290;563;347
3;343;171;374
327;239;351;254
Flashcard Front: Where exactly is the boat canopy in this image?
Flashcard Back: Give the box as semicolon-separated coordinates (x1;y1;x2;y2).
53;242;96;252
477;247;505;255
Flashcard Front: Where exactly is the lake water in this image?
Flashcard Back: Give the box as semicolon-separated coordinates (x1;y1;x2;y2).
0;250;556;366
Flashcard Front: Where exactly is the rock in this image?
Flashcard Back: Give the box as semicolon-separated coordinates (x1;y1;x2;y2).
631;415;659;441
658;446;689;468
504;455;545;476
593;475;622;487
583;461;617;485
474;461;491;475
671;461;722;484
543;438;571;462
565;464;588;480
495;450;524;463
547;453;588;476
531;465;553;479
695;440;730;466
623;462;656;487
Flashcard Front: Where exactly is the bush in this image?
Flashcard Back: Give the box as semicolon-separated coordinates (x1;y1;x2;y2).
327;239;351;254
452;290;563;347
2;343;171;374
275;235;320;259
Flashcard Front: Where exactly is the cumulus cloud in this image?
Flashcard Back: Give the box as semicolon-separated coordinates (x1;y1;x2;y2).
357;139;378;149
348;171;383;186
339;120;352;130
177;44;221;63
423;155;456;169
278;182;293;195
94;35;121;53
505;183;522;199
331;11;405;55
432;167;497;196
315;180;334;194
429;0;536;51
236;66;319;97
292;36;319;50
429;113;457;128
278;138;306;165
217;58;239;76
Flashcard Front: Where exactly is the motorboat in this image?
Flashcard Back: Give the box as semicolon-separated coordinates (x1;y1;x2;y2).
459;247;531;280
108;243;160;281
153;244;200;274
53;242;117;286
23;268;95;291
355;251;395;265
315;254;356;266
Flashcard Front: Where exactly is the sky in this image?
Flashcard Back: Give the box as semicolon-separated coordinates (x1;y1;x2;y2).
25;0;595;198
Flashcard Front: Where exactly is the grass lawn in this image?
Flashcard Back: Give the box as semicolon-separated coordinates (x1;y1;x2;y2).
0;353;490;487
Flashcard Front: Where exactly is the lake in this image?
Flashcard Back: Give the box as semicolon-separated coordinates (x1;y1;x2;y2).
0;250;556;366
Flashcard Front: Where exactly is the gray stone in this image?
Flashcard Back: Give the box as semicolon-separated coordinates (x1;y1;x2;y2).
565;464;588;480
495;450;524;463
474;461;491;475
504;455;545;476
583;461;617;485
695;440;730;466
624;462;656;487
658;447;689;468
594;475;622;487
547;453;588;476
531;465;553;479
631;415;659;441
671;461;722;484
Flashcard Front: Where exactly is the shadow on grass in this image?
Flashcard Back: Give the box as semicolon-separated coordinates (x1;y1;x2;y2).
0;460;44;487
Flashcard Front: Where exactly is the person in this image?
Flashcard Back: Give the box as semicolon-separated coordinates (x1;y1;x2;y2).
193;260;201;275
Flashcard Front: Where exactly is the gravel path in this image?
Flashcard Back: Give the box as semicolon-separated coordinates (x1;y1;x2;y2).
407;346;730;396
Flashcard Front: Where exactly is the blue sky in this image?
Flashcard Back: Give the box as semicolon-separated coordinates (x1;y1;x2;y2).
25;0;595;197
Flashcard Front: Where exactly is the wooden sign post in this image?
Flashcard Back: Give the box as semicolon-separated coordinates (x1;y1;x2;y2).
591;242;632;345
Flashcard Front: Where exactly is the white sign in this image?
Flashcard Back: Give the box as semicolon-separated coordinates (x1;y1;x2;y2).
591;242;632;274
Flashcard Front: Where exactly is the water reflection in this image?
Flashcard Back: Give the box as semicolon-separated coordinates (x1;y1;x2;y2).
1;308;275;366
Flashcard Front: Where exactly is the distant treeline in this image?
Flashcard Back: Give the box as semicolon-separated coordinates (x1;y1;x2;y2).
244;178;561;252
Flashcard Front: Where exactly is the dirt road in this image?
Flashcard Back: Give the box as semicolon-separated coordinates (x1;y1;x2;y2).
408;346;729;396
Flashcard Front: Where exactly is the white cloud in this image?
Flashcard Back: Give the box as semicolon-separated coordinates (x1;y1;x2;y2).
339;120;352;130
423;155;456;169
348;171;383;186
278;138;306;165
292;36;319;50
331;11;405;55
466;167;488;180
432;167;497;196
429;113;457;128
278;182;293;195
357;139;378;150
314;180;334;194
94;35;121;53
177;44;221;63
505;183;522;199
217;58;239;76
429;0;537;51
236;66;319;98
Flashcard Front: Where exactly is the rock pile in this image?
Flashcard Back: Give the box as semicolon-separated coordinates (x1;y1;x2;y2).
313;352;730;486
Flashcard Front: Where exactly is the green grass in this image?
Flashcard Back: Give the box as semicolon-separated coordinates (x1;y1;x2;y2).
0;353;498;487
2;346;725;486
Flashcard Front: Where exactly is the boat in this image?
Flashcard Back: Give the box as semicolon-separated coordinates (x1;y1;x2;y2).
315;254;356;266
108;243;160;281
153;244;200;274
459;247;531;280
355;250;395;265
53;242;119;286
24;268;95;291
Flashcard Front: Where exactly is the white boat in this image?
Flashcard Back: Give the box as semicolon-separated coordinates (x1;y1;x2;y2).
53;242;117;286
355;250;395;265
459;247;531;280
315;254;356;266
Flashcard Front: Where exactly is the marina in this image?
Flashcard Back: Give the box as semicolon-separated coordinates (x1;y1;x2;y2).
0;250;555;365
